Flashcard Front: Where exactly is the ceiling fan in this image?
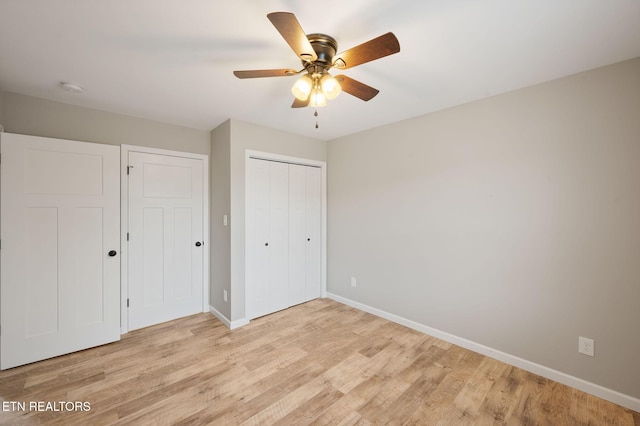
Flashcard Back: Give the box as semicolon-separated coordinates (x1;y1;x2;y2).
233;12;400;108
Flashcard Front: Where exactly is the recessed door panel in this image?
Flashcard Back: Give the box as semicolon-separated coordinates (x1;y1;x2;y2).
25;207;59;337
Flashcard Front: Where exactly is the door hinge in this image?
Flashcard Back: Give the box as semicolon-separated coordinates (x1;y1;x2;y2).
127;298;130;308
126;232;129;241
127;165;133;175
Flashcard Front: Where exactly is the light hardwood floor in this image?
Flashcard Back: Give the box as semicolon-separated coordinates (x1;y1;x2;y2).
0;298;638;425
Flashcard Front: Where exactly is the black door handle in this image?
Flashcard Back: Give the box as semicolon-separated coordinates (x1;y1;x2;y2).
108;250;117;257
195;242;202;247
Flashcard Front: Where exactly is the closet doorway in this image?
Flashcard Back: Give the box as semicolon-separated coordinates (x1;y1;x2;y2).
245;152;326;320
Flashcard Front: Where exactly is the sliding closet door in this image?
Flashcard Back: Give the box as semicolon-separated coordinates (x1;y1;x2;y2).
246;158;289;319
289;164;322;306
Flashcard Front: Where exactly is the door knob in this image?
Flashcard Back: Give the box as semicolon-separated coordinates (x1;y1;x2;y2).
195;241;202;247
108;250;117;257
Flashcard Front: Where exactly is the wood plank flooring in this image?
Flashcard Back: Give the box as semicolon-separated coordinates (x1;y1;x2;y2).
0;298;638;425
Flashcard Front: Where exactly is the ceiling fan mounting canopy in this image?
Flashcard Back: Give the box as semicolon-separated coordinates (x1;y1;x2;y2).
233;12;400;108
305;34;338;66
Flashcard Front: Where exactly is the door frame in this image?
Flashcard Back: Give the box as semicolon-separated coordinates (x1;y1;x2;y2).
244;150;328;319
120;145;209;334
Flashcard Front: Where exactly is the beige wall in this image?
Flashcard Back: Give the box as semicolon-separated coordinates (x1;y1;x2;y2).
210;120;231;319
0;91;4;129
228;119;327;321
327;58;640;399
0;92;210;154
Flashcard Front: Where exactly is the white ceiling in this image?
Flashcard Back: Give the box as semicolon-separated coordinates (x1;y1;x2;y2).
1;1;639;141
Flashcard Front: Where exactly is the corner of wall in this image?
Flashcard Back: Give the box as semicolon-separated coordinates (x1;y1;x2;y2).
209;120;232;321
0;91;5;130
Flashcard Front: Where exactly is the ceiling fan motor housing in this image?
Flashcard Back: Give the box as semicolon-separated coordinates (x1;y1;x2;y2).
304;33;338;72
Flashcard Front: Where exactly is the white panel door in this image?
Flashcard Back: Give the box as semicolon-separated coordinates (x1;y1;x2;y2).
303;165;322;301
246;158;289;319
1;133;120;369
288;164;307;306
127;152;204;330
289;164;322;306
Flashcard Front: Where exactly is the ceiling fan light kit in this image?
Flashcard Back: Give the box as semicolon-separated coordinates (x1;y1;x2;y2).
292;72;341;105
234;11;400;123
291;74;313;100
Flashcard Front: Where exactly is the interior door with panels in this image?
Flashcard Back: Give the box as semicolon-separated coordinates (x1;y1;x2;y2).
0;133;121;369
127;151;204;331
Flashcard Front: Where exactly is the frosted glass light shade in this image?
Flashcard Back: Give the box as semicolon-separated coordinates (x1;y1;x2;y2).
309;88;326;107
291;75;313;100
320;74;341;100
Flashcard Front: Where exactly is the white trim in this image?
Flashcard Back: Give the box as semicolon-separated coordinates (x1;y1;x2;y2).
120;145;210;334
326;292;640;413
244;150;328;317
209;306;249;330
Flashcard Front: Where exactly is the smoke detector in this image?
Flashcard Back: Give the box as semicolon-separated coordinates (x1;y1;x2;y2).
58;82;84;93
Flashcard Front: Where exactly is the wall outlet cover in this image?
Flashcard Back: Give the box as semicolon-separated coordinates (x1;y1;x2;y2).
579;336;595;357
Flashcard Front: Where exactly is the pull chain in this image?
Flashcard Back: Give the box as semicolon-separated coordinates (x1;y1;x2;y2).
314;109;319;129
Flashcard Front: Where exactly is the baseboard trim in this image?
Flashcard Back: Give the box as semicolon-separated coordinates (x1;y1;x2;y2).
326;292;640;413
209;306;250;330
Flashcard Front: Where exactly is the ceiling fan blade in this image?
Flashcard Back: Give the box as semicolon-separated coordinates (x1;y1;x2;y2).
335;75;379;101
333;32;400;69
267;12;318;62
233;69;298;78
291;97;310;108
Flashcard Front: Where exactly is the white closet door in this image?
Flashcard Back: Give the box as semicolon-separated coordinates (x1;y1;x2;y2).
288;164;307;306
246;158;270;319
1;133;120;369
247;158;322;320
127;152;204;330
304;165;322;301
267;161;290;314
246;158;289;319
288;164;321;305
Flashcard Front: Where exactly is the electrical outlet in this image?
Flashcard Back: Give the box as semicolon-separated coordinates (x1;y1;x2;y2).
350;277;357;288
223;290;228;302
579;336;594;357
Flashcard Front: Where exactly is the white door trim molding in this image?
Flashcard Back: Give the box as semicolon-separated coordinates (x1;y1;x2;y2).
120;145;210;334
244;150;328;318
